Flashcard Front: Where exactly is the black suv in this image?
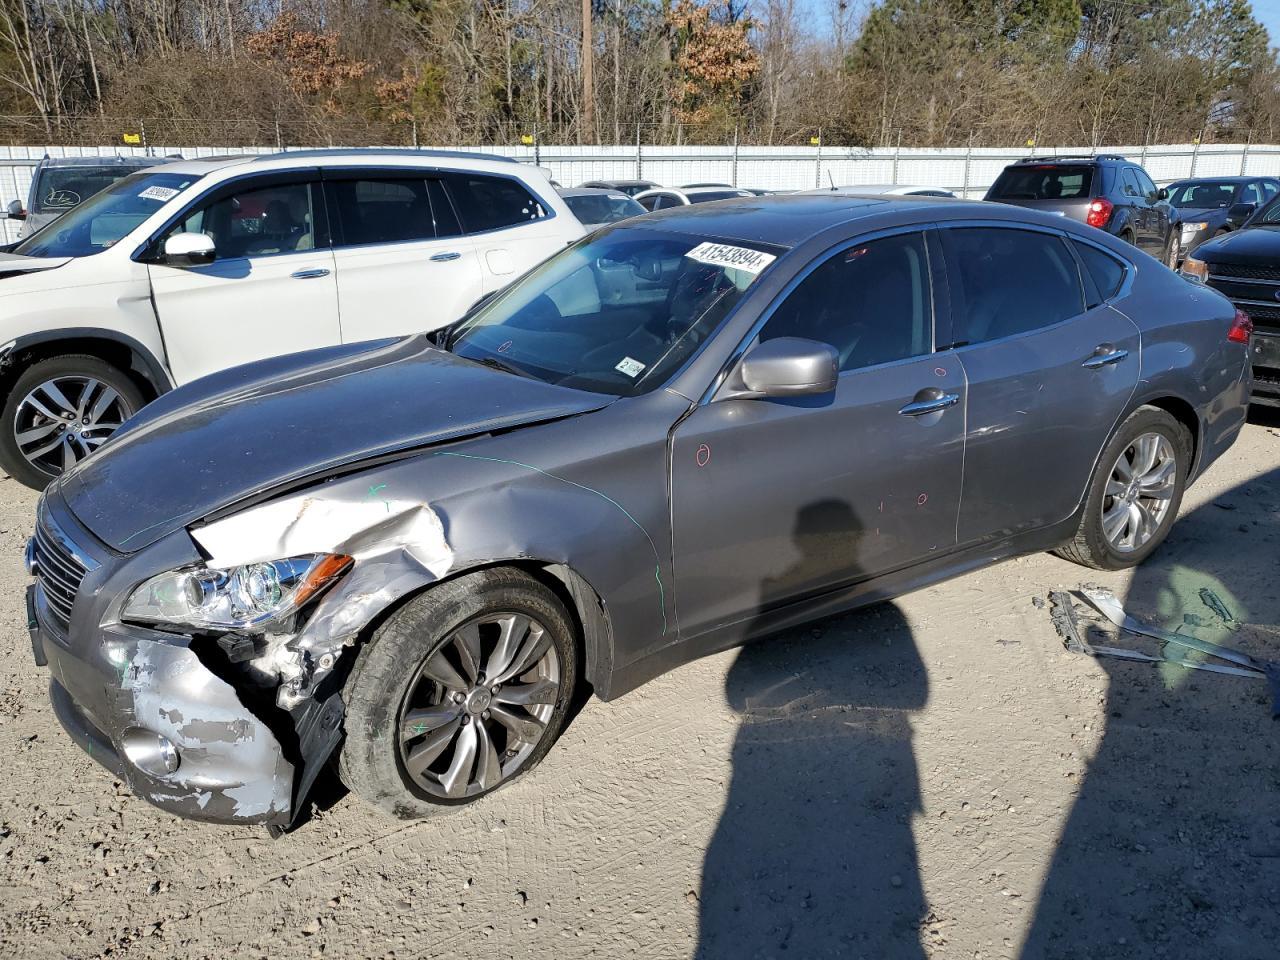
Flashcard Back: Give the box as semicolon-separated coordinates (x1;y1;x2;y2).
986;156;1179;266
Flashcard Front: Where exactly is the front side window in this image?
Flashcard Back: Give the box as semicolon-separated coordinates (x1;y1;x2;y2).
1121;169;1143;198
168;181;316;257
1133;169;1159;200
1262;181;1280;201
1239;182;1263;205
987;166;1093;201
447;228;779;396
759;232;932;372
445;174;547;233
943;227;1084;345
13;171;201;259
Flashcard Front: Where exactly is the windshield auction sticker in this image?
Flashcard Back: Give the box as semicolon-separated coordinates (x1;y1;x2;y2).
138;185;180;202
684;242;776;275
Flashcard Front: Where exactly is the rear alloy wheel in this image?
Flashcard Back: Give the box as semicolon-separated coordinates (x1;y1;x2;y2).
0;355;144;490
1164;235;1180;268
1054;406;1190;570
340;567;579;818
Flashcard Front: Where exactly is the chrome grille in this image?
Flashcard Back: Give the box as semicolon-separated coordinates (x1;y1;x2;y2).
33;515;88;634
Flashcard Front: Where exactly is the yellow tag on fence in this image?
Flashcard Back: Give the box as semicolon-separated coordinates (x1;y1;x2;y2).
520;134;534;145
121;132;141;145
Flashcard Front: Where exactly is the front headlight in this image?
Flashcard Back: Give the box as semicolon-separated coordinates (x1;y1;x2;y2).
1180;256;1209;283
1181;221;1208;241
122;554;351;630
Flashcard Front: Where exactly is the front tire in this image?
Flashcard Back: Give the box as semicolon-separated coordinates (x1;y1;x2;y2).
339;568;579;819
1054;406;1191;570
0;354;144;490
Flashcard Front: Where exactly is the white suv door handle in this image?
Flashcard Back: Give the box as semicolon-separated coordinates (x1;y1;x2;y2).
290;268;330;279
430;252;462;262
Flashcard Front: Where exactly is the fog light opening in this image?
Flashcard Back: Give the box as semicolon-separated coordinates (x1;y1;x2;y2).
120;727;180;777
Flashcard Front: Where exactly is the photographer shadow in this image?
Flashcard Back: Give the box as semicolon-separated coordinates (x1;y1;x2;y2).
697;499;930;959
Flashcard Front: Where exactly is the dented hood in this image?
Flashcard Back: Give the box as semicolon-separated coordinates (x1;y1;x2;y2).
61;335;613;552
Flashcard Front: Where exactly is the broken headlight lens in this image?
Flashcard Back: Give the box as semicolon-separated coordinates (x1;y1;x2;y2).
121;554;352;630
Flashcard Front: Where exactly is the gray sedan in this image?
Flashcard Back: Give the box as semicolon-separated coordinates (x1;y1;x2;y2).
26;194;1249;828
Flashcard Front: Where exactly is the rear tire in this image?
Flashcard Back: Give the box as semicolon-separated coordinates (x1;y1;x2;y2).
1053;406;1191;570
1163;234;1180;268
339;568;579;819
0;354;144;490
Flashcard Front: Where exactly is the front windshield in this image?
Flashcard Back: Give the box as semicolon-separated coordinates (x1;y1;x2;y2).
32;166;143;214
1257;197;1280;225
564;193;645;224
14;170;201;258
1167;181;1237;209
448;228;782;396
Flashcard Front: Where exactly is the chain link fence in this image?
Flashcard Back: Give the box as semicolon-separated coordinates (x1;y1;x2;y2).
1;116;1277;242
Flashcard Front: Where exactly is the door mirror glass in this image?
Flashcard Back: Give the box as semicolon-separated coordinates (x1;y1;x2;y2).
163;231;216;266
1156;187;1169;201
729;337;839;399
1227;202;1256;228
3;199;24;220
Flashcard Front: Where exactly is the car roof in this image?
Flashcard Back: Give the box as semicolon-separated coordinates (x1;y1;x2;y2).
155;148;527;179
37;155;172;168
558;186;637;199
1167;175;1256;185
582;179;655;187
624;192;1078;248
800;184;954;196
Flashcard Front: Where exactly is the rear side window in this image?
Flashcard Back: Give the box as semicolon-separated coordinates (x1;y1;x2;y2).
329;177;435;246
1071;239;1127;304
445;174;548;233
943;227;1084;344
760;232;932;372
1121;169;1143;198
988;166;1093;201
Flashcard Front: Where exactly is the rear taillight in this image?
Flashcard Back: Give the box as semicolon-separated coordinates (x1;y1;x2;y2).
1228;308;1253;344
1086;198;1113;229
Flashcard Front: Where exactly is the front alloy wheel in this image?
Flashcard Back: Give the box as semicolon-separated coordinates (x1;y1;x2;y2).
398;612;561;799
16;376;132;475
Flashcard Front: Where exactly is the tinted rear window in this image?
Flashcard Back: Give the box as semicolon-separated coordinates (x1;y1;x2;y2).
445;174;548;233
988;166;1094;201
1071;239;1127;302
688;190;748;203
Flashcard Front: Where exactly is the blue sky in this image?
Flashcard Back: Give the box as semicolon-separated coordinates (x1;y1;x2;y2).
1256;0;1280;47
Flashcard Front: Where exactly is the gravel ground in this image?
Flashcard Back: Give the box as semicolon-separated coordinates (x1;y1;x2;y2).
1;415;1278;960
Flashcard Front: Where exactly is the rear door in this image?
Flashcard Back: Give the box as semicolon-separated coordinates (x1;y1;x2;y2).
324;170;483;339
939;224;1140;544
441;171;563;293
148;171;341;384
670;229;967;637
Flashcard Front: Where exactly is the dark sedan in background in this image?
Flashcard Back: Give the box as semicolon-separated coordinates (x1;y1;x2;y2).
1165;175;1280;258
1183;194;1280;405
27;194;1248;830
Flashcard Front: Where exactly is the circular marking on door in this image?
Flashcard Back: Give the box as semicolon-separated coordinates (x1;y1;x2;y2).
497;339;513;353
934;366;947;378
917;493;928;506
696;443;712;468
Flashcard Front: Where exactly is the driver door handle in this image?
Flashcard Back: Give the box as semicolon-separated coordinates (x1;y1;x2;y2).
1082;346;1129;369
430;251;462;262
898;393;960;416
290;268;330;279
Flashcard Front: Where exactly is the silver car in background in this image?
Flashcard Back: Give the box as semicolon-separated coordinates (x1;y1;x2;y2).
2;155;176;238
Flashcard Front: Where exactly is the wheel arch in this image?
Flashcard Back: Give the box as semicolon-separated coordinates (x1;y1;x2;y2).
1131;392;1201;474
0;329;173;403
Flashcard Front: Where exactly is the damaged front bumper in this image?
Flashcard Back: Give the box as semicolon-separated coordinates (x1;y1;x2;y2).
28;495;301;826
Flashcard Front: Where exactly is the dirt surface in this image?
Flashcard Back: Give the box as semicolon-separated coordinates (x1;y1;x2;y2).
2;416;1278;960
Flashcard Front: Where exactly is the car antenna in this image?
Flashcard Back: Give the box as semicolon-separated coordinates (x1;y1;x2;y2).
827;170;836;191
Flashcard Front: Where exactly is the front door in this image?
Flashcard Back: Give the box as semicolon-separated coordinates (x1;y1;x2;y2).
324;172;484;340
670;230;967;638
939;225;1141;544
149;175;341;384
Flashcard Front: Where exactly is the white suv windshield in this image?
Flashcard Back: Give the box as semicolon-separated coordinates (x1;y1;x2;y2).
14;171;201;258
447;227;781;396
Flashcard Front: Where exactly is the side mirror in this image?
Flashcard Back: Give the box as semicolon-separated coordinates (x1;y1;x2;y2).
162;232;216;266
2;199;25;220
724;337;839;400
1227;202;1256;229
1156;187;1169;201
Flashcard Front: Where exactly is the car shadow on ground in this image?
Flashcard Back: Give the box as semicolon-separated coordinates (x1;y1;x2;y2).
696;500;931;959
1019;466;1280;959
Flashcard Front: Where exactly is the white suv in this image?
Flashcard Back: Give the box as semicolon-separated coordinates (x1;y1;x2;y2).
0;149;583;488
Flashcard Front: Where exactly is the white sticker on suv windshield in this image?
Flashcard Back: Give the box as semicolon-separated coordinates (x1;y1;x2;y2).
685;241;776;275
138;185;179;202
615;356;646;378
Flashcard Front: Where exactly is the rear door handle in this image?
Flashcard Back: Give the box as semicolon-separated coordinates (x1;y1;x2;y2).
898;393;960;416
1082;347;1129;369
430;251;462;262
291;268;330;279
